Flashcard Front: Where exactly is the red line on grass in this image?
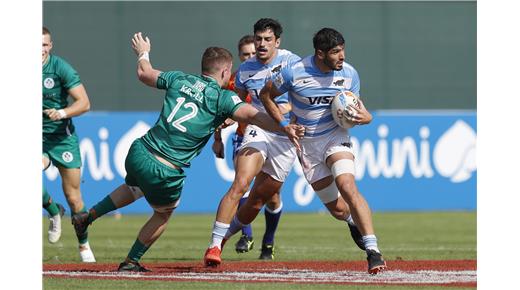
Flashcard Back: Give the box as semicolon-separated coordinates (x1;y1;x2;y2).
43;259;476;287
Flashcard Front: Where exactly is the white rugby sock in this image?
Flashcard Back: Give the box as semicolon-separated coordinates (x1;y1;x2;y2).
209;221;229;249
362;234;380;253
265;202;283;214
345;214;355;226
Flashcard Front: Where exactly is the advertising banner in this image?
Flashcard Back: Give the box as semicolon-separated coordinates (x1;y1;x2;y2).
43;111;476;213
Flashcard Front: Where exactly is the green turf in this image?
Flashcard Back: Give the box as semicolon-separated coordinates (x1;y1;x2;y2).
43;277;474;290
43;211;476;289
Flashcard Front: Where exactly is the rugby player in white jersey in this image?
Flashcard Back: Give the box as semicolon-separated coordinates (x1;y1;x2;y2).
205;22;367;267
204;18;298;265
256;27;386;274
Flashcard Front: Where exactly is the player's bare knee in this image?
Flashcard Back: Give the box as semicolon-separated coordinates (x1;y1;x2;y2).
333;206;348;220
329;208;345;220
152;201;177;222
337;180;359;202
267;192;281;207
62;181;81;195
227;189;247;202
230;177;252;198
265;200;278;210
64;193;82;207
154;211;172;223
324;199;347;220
251;200;265;212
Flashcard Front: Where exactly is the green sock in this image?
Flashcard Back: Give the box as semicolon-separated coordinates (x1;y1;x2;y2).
73;207;89;244
88;195;117;224
127;239;149;263
42;187;60;217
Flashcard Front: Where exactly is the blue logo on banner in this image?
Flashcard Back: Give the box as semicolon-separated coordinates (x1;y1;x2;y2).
43;111;476;213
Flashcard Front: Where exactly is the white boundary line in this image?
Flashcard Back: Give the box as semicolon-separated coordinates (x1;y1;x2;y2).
44;269;476;285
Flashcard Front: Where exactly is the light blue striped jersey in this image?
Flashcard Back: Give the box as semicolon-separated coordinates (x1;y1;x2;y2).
272;55;360;137
235;49;300;115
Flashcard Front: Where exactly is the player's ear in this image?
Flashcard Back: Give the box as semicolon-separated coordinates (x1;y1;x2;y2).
275;37;281;48
221;67;227;81
316;49;325;60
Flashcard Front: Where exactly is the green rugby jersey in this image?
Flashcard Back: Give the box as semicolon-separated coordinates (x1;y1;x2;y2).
42;54;81;135
141;71;245;168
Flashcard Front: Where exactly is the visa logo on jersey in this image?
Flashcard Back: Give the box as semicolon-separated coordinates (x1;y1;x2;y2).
307;96;334;105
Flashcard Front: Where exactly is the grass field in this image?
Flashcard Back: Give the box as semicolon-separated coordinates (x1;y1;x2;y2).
43;211;476;289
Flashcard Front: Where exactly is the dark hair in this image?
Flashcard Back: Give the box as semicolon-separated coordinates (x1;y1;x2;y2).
42;26;51;35
237;35;254;52
313;28;345;53
201;47;233;75
253;18;283;39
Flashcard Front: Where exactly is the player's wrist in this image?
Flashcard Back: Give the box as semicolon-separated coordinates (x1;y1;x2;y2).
138;51;150;62
57;109;67;119
279;119;289;128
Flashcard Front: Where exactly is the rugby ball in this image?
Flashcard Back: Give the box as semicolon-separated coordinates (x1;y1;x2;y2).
331;91;359;129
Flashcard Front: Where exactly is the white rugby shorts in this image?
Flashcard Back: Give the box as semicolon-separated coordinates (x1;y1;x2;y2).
299;127;355;184
239;124;297;182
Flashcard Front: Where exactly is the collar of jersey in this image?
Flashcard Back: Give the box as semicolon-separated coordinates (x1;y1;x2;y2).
201;74;218;84
42;54;52;68
257;49;280;68
310;55;333;76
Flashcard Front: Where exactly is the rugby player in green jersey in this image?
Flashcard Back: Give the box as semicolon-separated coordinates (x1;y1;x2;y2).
71;32;304;272
42;27;95;262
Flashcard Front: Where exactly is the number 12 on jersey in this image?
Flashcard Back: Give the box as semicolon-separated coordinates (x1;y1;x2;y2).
166;97;199;132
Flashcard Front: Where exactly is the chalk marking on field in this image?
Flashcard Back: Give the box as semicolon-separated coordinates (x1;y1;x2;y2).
280;246;476;253
44;269;476;284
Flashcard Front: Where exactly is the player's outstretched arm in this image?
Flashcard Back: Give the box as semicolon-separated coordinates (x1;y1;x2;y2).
43;84;90;121
131;32;161;87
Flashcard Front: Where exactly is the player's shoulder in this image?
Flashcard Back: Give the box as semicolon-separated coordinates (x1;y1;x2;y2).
236;58;260;81
287;55;311;72
160;70;187;81
162;70;186;77
276;49;301;63
277;48;296;57
300;55;313;67
49;54;72;68
221;88;238;98
50;54;65;63
221;89;243;105
341;62;358;75
237;57;259;74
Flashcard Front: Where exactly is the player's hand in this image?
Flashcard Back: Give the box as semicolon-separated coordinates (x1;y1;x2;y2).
212;140;225;159
131;32;151;56
42;155;50;171
220;118;236;129
43;108;66;121
283;124;305;151
290;114;298;124
345;99;372;126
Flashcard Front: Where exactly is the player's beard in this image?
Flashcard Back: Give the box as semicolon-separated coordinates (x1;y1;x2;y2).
324;56;343;71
